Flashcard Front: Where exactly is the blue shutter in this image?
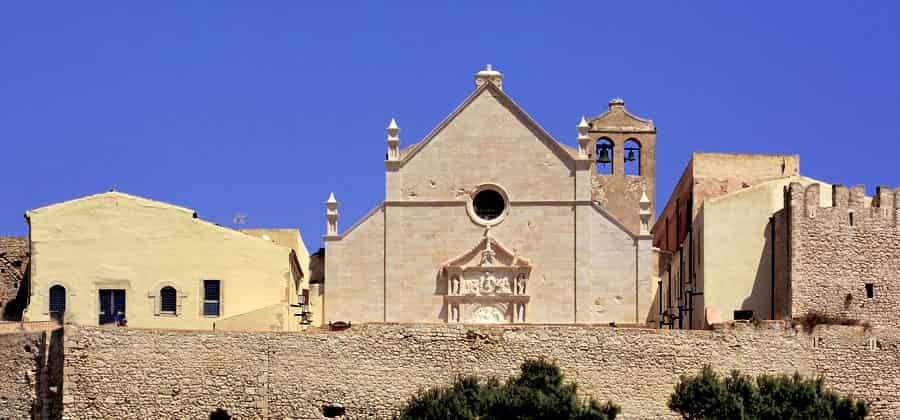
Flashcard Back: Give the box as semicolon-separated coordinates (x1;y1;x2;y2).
49;286;66;320
203;280;220;316
160;287;177;313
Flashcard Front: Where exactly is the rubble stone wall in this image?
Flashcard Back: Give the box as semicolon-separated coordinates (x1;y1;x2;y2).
0;332;45;419
787;183;900;327
0;236;28;321
61;323;900;419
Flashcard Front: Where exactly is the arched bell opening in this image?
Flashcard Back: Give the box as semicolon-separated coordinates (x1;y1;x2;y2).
595;138;614;175
624;139;641;176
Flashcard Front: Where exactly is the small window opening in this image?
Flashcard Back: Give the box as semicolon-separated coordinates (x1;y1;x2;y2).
203;280;221;317
734;310;754;321
160;286;177;314
849;212;855;226
472;189;506;221
624;139;641;175
865;283;874;300
209;409;231;420
595;138;614;175
322;404;346;418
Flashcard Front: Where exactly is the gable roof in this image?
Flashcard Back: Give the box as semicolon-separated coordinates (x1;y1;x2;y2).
26;190;195;218
396;81;579;168
25;190;299;253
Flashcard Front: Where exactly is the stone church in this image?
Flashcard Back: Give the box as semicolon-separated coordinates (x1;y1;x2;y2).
323;66;657;324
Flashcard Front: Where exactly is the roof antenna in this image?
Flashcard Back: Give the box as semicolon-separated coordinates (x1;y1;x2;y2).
232;213;247;229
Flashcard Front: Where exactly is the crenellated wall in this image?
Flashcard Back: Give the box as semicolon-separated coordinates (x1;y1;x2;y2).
786;182;900;327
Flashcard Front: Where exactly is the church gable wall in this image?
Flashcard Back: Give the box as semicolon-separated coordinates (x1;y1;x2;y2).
395;90;573;202
383;204;577;324
577;205;644;324
325;206;386;323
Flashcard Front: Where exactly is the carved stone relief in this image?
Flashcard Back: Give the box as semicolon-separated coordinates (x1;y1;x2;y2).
469;306;506;324
441;228;532;324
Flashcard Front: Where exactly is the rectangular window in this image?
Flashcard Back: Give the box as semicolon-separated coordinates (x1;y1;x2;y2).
734;310;754;321
98;289;126;325
203;280;221;316
865;283;874;300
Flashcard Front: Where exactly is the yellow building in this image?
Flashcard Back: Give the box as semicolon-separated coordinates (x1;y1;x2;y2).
23;191;309;331
652;153;831;329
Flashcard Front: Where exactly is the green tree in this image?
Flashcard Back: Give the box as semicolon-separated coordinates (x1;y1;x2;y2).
669;366;869;420
397;358;619;420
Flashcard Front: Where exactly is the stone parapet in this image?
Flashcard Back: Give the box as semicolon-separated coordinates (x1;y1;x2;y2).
58;323;900;419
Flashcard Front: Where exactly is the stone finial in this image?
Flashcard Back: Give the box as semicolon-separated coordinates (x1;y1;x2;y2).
326;193;340;237
386;118;400;161
577;117;591;159
639;189;652;235
474;64;503;90
609;98;625;109
577;116;590;134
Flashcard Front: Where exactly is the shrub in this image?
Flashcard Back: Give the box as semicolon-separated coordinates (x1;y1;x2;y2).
397;358;620;420
795;312;871;333
669;366;869;420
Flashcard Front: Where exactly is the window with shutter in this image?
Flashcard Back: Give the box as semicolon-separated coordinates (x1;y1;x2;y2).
203;280;220;317
49;285;66;321
98;289;126;325
160;286;177;314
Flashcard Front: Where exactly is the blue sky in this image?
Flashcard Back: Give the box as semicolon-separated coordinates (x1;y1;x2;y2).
2;2;898;250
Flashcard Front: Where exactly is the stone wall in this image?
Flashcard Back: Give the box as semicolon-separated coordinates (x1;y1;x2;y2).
786;183;900;327
61;323;900;419
0;236;28;321
0;329;63;419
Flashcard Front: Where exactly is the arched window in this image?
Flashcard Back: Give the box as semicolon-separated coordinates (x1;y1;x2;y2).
595;138;614;175
160;286;177;314
624;139;641;175
49;285;66;321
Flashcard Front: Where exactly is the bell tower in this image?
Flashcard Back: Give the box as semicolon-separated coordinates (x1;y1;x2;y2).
586;98;656;234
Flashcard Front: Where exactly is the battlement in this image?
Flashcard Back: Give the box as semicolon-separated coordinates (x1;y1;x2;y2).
787;182;900;224
785;181;900;330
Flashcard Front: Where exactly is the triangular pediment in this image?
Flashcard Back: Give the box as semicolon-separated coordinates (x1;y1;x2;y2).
397;82;577;169
441;230;532;271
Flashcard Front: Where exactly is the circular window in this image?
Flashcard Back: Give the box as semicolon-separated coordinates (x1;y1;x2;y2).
467;184;509;226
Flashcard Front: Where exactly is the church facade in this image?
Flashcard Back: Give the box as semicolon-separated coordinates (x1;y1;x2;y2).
324;66;657;324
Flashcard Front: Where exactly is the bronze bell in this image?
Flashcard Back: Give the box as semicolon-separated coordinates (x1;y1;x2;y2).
597;147;611;164
626;149;636;162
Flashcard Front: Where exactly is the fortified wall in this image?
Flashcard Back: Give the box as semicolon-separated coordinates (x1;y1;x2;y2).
0;236;28;320
53;323;900;419
786;183;900;327
0;327;62;419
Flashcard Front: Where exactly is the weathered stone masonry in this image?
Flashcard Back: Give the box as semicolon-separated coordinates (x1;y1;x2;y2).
786;183;900;327
0;236;28;321
0;329;62;419
59;323;900;419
